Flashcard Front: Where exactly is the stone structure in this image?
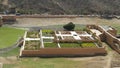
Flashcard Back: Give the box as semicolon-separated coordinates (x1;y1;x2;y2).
2;15;16;22
20;29;107;57
0;16;2;27
87;25;120;53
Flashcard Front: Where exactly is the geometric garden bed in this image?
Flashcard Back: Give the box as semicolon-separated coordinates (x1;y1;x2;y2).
20;29;107;57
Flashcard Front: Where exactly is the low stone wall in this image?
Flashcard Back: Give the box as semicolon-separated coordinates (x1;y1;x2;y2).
104;32;120;53
21;48;107;57
2;15;16;22
0;17;2;27
87;25;120;54
16;15;79;18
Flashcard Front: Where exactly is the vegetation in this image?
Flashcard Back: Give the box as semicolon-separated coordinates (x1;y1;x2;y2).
7;0;120;15
3;58;82;68
60;43;81;48
0;26;24;48
0;48;20;57
112;25;120;34
44;43;58;48
81;43;97;48
63;22;75;31
24;41;40;50
27;31;39;38
43;39;53;42
60;43;96;48
42;29;54;36
42;30;54;34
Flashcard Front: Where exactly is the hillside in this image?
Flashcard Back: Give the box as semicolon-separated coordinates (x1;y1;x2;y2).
2;0;120;15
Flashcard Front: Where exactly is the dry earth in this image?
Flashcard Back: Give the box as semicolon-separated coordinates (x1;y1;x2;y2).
12;17;120;27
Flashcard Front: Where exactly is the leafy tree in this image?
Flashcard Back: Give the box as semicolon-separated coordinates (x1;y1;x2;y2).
63;22;75;31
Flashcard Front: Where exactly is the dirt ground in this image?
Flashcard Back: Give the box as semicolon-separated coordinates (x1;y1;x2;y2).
12;17;120;27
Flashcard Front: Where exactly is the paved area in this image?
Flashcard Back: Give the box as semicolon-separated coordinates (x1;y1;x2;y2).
90;29;102;36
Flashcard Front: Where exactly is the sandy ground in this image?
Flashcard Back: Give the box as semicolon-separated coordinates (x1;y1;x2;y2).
12;17;120;27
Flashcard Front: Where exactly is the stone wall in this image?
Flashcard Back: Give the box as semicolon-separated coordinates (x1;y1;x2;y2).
2;15;16;22
0;16;2;27
87;25;120;54
21;48;107;57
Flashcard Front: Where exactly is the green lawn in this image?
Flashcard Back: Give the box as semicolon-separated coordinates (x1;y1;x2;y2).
112;25;120;34
60;43;96;48
3;58;82;68
0;26;24;48
0;47;20;57
0;47;82;68
60;43;81;48
44;43;58;48
81;43;97;48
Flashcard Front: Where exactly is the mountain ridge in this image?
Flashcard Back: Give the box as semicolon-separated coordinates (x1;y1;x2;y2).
1;0;120;15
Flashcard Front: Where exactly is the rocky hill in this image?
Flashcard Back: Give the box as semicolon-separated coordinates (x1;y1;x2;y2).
1;0;120;15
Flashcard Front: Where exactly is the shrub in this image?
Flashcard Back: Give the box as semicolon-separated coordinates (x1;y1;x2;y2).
63;22;75;31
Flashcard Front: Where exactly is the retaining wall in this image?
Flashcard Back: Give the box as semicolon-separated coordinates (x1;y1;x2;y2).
2;15;16;22
21;48;107;57
87;25;120;54
16;15;79;18
0;17;2;27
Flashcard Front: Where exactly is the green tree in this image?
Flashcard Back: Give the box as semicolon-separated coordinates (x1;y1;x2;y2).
63;22;75;31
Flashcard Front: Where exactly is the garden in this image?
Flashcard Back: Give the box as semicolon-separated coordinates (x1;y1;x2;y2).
42;29;54;36
24;40;40;50
23;29;99;50
44;43;58;48
26;31;40;38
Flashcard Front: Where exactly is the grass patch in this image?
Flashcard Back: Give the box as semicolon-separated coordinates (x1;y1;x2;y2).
44;43;58;48
74;24;86;31
0;26;24;48
0;47;20;57
42;30;54;33
42;29;54;36
41;24;86;31
112;25;120;34
81;43;97;48
43;39;53;42
60;43;81;48
3;58;82;68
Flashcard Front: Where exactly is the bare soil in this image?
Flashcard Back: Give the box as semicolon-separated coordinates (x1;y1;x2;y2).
12;17;120;27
